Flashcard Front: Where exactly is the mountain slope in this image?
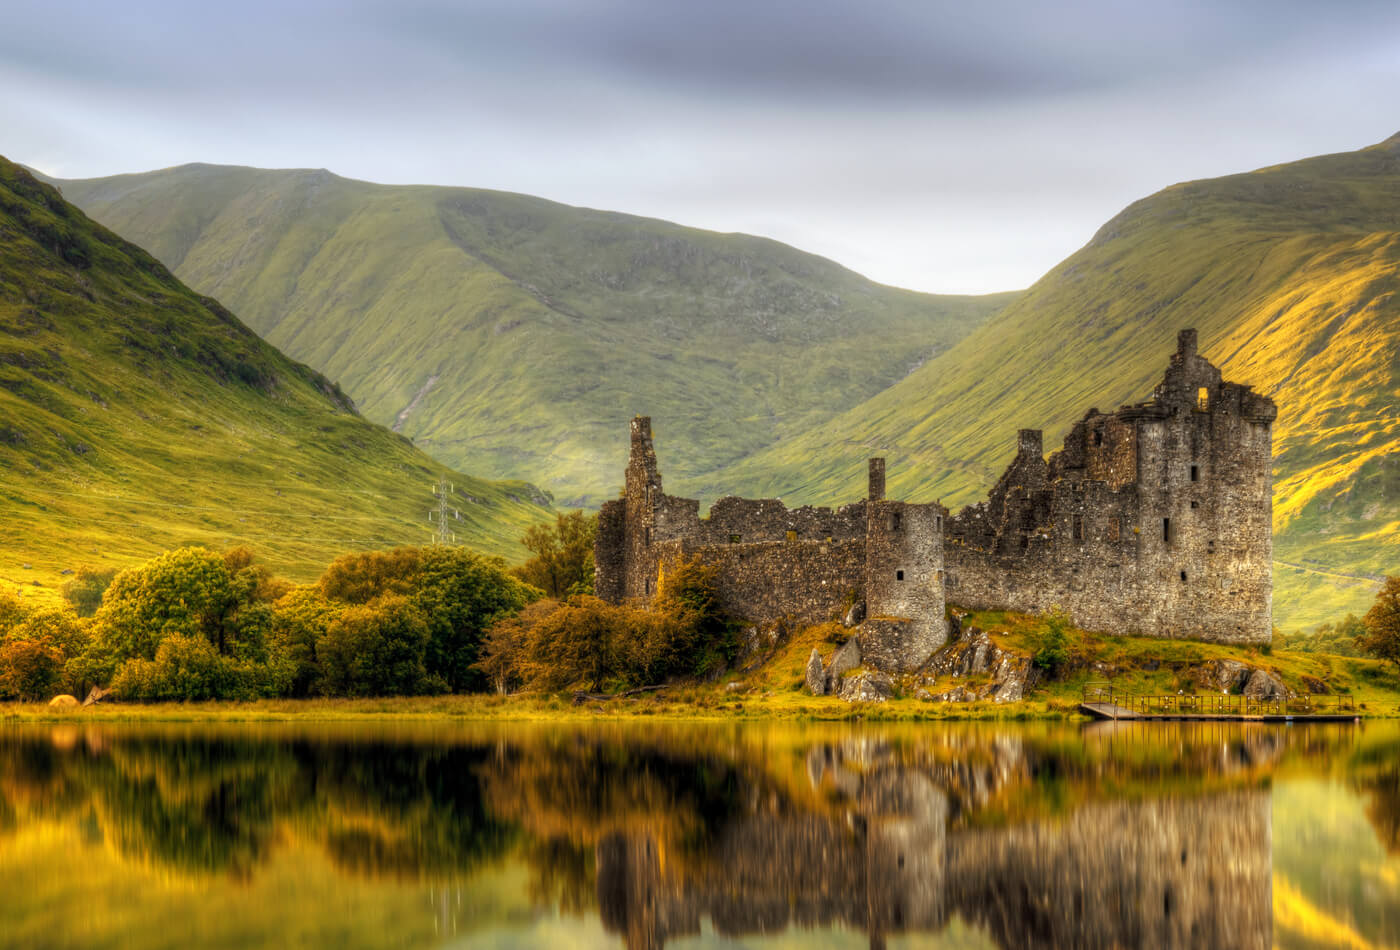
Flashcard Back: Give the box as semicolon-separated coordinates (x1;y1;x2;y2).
717;134;1400;631
0;157;550;599
48;165;1013;506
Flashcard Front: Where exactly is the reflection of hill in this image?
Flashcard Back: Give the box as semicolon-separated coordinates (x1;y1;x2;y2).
0;722;1388;949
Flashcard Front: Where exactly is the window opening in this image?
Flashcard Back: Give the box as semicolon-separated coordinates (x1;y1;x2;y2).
1190;465;1199;482
729;533;741;544
891;512;901;531
644;526;651;544
785;529;797;542
1072;515;1084;541
896;570;905;581
1162;517;1171;543
1180;571;1187;583
1197;387;1210;411
1092;429;1104;447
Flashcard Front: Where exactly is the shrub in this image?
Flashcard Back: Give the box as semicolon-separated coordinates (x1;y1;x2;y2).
61;567;118;617
0;638;65;700
1032;606;1071;676
316;594;432;697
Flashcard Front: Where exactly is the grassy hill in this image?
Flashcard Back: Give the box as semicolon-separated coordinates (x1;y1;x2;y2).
715;133;1400;631
46;164;1013;507
0;157;550;602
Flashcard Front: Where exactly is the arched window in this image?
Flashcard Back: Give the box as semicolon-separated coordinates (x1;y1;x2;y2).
1197;387;1210;411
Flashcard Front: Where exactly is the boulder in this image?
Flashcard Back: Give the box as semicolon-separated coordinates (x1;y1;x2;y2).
921;628;1037;702
843;601;866;628
1300;675;1330;695
914;687;933;702
837;671;894;703
1196;658;1251;693
825;636;861;689
1243;669;1291;702
804;649;826;696
48;695;79;709
928;686;976;702
725;681;746;694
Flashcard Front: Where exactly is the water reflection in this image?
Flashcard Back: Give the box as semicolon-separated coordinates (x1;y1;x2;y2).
0;720;1394;949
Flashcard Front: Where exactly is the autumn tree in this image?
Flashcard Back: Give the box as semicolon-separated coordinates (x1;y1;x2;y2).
1359;576;1400;675
513;511;596;598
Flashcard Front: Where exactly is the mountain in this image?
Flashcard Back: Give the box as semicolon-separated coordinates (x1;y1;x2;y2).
715;134;1400;631
0;157;550;599
45;164;1014;507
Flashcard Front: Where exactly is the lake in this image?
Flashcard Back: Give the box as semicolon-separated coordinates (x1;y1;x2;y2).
0;719;1395;949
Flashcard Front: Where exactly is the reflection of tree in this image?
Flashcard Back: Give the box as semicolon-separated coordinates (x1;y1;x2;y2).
1349;736;1400;856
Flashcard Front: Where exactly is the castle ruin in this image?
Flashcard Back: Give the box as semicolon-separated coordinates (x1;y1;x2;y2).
595;329;1277;666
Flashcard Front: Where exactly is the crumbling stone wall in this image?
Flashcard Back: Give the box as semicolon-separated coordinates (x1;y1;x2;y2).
945;329;1276;644
595;418;946;666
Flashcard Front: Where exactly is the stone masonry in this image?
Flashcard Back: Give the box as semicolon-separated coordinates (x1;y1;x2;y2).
595;329;1278;665
595;420;948;671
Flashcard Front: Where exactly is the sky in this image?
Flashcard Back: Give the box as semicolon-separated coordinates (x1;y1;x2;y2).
2;0;1398;294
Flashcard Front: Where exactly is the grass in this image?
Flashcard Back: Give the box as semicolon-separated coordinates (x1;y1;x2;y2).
0;157;553;596
47;162;1014;509
713;134;1400;632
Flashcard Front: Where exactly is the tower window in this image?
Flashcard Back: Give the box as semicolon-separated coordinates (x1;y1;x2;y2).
1197;387;1210;411
1190;465;1199;482
729;533;741;544
896;570;904;581
891;512;901;531
644;526;651;544
1072;515;1084;541
785;529;797;542
1162;518;1172;543
1092;429;1104;447
1180;571;1187;582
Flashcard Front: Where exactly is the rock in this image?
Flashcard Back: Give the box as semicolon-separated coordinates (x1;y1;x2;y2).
82;686;111;707
48;695;79;709
837;671;893;703
914;688;933;702
805;649;826;696
725;681;745;694
1301;675;1329;695
920;628;1037;702
1196;658;1251;693
825;636;861;689
60;568;74;576
1243;669;1290;701
929;686;976;702
843;601;866;628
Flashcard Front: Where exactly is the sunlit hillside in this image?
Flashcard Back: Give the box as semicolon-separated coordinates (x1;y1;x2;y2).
715;133;1400;630
47;164;1014;507
0;158;550;601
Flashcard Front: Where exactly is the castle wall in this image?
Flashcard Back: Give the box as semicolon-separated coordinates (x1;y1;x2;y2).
657;537;865;628
945;330;1275;645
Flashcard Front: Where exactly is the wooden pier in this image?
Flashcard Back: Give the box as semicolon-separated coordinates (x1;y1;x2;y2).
1078;682;1360;722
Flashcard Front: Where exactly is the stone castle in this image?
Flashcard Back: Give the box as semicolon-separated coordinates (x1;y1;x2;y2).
595;329;1277;671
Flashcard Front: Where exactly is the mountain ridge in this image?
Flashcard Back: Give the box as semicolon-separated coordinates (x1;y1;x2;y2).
48;163;1015;506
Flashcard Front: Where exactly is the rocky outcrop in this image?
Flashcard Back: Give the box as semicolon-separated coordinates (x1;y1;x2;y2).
921;628;1037;702
1190;658;1295;700
48;695;79;709
826;636;861;689
806;649;827;696
837;671;894;703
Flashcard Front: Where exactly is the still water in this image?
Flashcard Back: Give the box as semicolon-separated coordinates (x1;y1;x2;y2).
0;720;1396;949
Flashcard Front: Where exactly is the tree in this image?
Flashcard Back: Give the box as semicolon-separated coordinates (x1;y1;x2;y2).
411;546;534;692
316;594;433;696
513;512;596;598
0;638;64;700
93;547;238;660
1359;576;1400;675
61;566;118;617
476;599;560;694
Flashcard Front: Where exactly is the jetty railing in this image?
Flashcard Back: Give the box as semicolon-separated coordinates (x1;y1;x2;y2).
1081;682;1357;718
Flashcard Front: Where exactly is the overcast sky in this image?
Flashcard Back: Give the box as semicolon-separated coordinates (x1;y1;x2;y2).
3;0;1398;293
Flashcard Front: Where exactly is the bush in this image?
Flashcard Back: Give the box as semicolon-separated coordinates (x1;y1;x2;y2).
1032;607;1071;676
113;634;230;701
0;638;65;700
61;566;118;617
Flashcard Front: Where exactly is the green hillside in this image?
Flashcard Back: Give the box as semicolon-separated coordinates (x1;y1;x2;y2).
716;133;1400;631
47;164;1012;507
0;157;550;602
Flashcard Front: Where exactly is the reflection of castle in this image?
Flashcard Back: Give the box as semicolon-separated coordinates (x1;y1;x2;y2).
595;738;1273;950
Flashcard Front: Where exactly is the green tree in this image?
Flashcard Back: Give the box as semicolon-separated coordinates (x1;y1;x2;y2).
1033;606;1071;676
93;547;238;660
316;594;433;696
513;512;596;598
61;567;118;617
270;586;339;697
1359;576;1400;676
412;546;535;692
